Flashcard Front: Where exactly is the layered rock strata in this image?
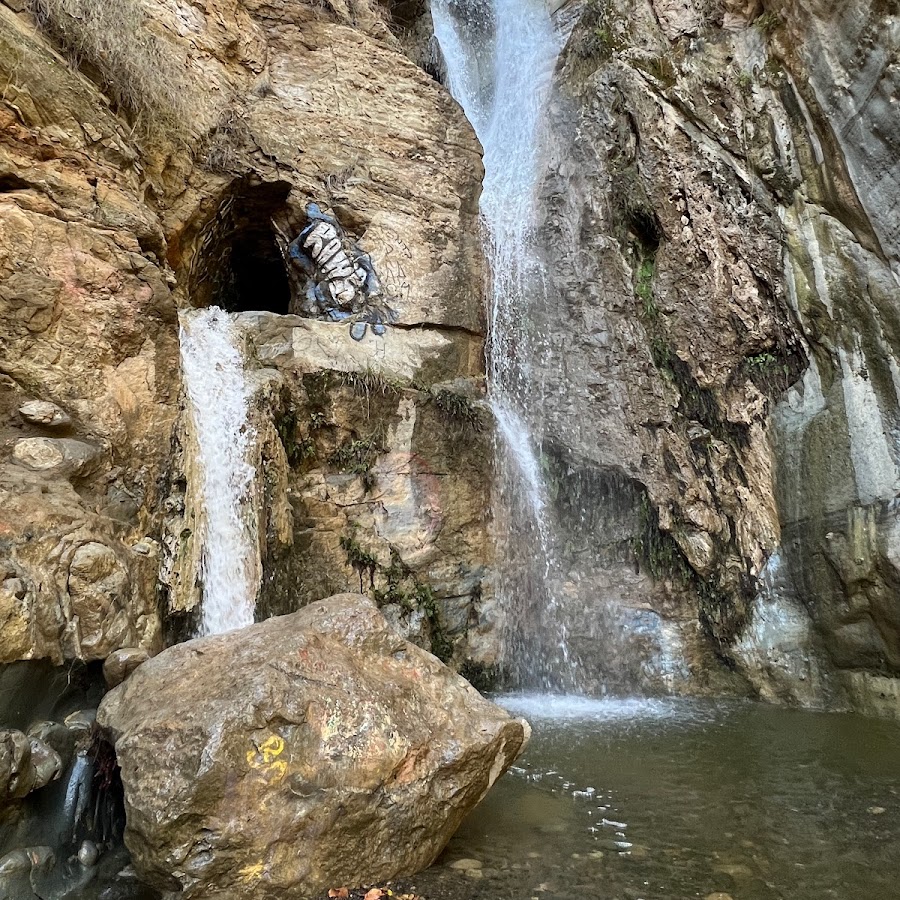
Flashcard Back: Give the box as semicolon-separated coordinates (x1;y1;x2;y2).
529;0;900;714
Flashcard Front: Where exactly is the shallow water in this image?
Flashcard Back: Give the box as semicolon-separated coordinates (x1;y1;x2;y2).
415;696;900;900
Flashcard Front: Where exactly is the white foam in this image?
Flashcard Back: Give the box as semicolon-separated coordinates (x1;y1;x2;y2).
179;306;260;635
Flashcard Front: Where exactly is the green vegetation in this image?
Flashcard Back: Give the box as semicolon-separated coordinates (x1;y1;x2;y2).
635;257;657;318
328;433;386;492
633;54;677;88
338;368;408;399
29;0;191;137
340;531;378;588
342;539;454;663
633;493;749;648
276;410;317;468
754;10;781;34
633;495;693;585
735;70;754;92
432;389;483;434
743;349;793;396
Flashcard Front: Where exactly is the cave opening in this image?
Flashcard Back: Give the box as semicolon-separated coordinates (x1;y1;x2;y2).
188;179;297;315
224;221;291;315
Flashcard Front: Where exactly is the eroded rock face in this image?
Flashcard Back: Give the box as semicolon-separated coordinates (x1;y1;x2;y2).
0;0;489;675
97;594;529;898
537;0;900;713
0;1;175;665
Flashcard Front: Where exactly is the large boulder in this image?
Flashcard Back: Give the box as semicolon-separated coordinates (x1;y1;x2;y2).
97;594;529;898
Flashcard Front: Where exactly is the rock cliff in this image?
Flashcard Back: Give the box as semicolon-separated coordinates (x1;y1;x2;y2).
0;0;493;676
529;0;900;715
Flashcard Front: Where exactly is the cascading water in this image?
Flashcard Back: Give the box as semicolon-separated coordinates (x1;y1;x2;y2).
179;307;260;634
431;0;574;688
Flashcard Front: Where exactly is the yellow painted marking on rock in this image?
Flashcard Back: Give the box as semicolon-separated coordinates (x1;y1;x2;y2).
246;734;285;768
238;862;265;882
259;735;285;763
246;734;288;782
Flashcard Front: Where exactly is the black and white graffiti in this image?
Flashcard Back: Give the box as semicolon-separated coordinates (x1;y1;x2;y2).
284;203;397;341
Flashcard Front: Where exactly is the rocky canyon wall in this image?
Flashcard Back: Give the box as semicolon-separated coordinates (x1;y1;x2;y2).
2;0;900;732
0;0;493;686
531;0;900;715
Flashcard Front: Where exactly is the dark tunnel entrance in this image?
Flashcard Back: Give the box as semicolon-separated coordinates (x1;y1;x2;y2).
188;179;295;315
225;221;291;315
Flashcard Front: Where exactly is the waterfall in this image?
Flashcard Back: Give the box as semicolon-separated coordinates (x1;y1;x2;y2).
432;0;574;688
179;307;260;634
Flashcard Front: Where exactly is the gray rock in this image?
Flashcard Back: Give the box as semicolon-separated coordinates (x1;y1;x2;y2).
26;721;77;769
0;729;33;800
349;321;368;341
0;730;62;799
12;437;100;477
103;648;150;688
27;737;62;790
63;710;97;734
18;400;70;428
77;840;99;867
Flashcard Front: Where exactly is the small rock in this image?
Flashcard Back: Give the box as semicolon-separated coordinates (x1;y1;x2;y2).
63;710;97;734
130;538;159;557
78;840;99;867
0;849;33;877
28;737;62;790
27;722;76;768
0;847;56;876
448;858;482;871
705;893;734;900
0;730;34;800
103;648;151;688
868;806;886;814
371;322;386;336
18;400;70;428
12;437;99;477
350;321;368;341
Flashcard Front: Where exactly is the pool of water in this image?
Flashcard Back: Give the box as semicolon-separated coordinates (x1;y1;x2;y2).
411;695;900;900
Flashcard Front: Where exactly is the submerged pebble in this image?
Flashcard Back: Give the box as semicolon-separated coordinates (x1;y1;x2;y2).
448;858;482;871
78;840;99;867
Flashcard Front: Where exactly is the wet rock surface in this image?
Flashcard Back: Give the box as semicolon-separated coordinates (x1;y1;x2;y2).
527;0;900;714
0;730;61;800
97;595;529;899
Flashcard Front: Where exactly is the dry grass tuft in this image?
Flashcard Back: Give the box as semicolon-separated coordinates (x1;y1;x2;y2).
29;0;192;138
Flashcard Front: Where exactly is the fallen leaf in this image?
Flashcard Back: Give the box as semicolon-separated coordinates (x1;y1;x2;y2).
328;889;349;899
364;889;384;900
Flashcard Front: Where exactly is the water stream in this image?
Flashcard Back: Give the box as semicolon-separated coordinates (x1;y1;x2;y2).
178;307;260;635
432;0;572;689
425;10;900;900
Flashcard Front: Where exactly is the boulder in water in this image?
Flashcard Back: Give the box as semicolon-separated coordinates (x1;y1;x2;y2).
97;594;529;899
0;730;62;800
